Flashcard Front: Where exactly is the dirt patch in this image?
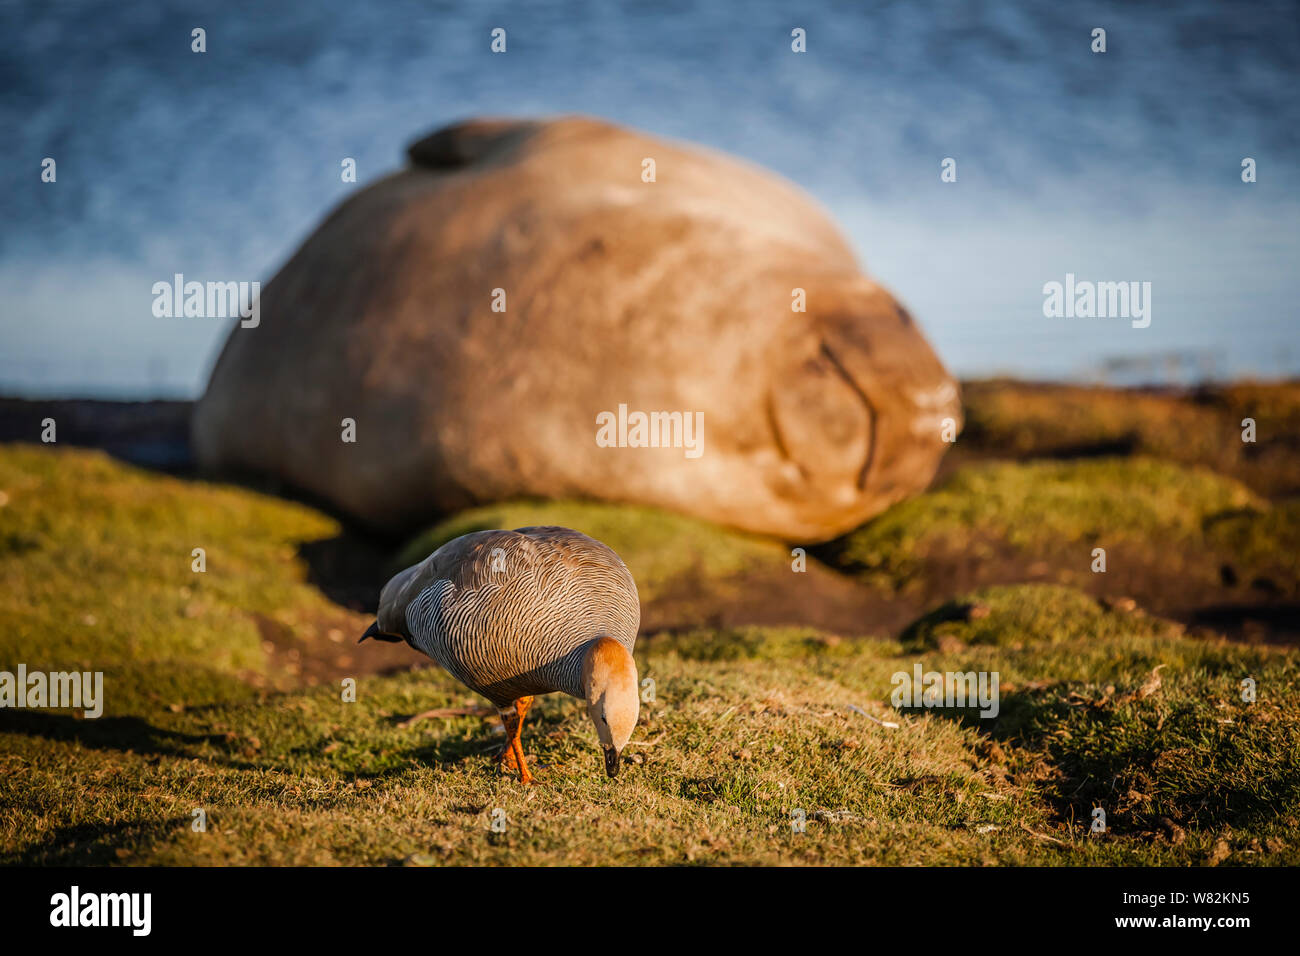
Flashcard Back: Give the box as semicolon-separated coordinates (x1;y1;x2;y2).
852;534;1300;646
639;558;914;638
250;608;424;687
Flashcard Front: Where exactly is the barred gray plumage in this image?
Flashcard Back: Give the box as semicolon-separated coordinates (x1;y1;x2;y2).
390;526;639;704
360;525;642;782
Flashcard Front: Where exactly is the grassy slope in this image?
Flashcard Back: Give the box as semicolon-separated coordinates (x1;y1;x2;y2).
959;380;1300;499
828;457;1300;614
0;445;358;711
2;445;1297;865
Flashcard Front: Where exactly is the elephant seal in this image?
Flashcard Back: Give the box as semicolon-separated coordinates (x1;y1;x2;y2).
193;116;961;541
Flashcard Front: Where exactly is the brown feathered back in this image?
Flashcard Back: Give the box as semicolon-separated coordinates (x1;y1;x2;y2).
377;526;640;706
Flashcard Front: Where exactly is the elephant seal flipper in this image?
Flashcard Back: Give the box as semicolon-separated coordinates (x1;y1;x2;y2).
406;118;542;169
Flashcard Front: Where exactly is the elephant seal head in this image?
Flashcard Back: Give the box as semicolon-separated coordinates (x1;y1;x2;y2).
764;277;962;535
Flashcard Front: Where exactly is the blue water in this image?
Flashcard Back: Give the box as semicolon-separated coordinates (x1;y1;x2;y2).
2;0;1297;398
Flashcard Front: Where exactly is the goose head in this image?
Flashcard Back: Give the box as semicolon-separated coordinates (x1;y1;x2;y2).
581;637;639;777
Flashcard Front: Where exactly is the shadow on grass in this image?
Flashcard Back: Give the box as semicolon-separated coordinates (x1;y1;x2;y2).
0;711;229;758
8;816;194;866
344;702;589;786
1;705;519;788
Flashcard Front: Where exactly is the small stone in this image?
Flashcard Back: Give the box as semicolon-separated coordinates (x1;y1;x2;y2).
936;634;967;653
1158;817;1186;844
1136;664;1166;700
1208;838;1231;865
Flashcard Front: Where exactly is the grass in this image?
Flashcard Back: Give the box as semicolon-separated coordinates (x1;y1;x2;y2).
827;457;1299;606
0;444;359;712
959;379;1300;499
2;444;1297;865
900;584;1181;649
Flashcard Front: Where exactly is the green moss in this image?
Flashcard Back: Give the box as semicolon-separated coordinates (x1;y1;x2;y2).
894;584;1300;855
641;625;856;661
0;444;354;714
900;584;1180;650
396;499;786;602
961;379;1300;499
968;585;1300;839
1203;499;1300;578
831;457;1295;593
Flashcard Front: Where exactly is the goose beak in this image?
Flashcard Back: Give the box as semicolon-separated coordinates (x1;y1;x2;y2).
604;745;620;778
358;622;402;644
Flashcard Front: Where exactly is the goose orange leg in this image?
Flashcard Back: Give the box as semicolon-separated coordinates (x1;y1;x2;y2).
499;696;535;784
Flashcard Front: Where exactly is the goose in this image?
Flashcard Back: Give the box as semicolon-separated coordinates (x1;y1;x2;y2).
360;526;641;783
